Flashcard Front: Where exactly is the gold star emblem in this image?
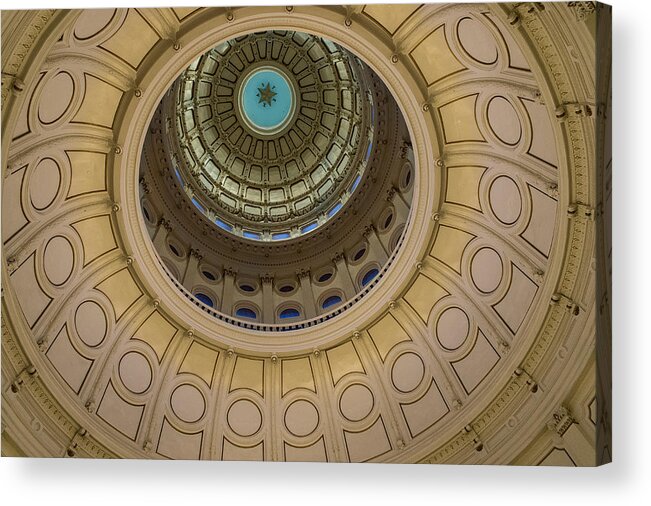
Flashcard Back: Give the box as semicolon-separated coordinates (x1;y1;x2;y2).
256;82;277;107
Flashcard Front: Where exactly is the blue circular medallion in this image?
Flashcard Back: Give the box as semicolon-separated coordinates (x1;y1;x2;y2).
239;66;295;135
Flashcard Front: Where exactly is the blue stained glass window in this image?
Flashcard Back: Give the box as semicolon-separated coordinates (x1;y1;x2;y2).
174;167;182;184
236;307;257;319
272;232;291;240
361;269;379;287
365;141;373;161
351;174;361;192
243;230;260;240
322;295;342;309
279;308;300;319
327;202;343;218
215;219;232;231
195;292;213;307
301;222;318;234
191;198;205;213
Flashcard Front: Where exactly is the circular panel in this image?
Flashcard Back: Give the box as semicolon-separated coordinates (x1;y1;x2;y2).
470;247;503;293
38;72;75;125
73;9;116;40
284;399;319;437
457;17;498;65
43;236;74;286
391;353;425;393
227;399;262;437
436;307;470;350
239;66;295;135
118;352;152;394
30;158;61;210
489;176;522;225
487;97;522;145
74;300;107;347
339;383;374;422
171;383;206;423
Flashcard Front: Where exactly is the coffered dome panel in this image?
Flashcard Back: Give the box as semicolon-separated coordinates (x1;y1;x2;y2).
169;30;372;237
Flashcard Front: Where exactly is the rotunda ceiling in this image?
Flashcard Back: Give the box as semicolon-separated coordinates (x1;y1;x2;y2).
169;31;373;239
0;4;605;466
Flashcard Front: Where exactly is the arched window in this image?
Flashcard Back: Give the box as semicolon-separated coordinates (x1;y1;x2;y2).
279;308;300;319
322;295;342;310
361;268;379;287
236;307;257;319
195;293;214;307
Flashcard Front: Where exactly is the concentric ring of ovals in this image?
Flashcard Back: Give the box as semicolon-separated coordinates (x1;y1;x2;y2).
30;158;61;210
43;236;74;286
487;96;522;146
339;383;374;422
489;175;522;225
74;300;107;347
118;351;152;394
38;72;75;125
470;247;503;294
73;9;116;40
170;383;206;423
456;16;499;65
227;399;262;437
284;399;319;437
436;306;470;351
391;352;425;393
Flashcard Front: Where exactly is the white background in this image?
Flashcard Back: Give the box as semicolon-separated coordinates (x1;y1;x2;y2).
1;0;649;504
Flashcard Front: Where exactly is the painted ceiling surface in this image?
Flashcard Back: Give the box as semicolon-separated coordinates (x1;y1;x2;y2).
1;3;610;465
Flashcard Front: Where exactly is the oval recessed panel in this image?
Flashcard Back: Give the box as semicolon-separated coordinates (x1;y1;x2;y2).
457;17;498;65
489;176;522;225
75;300;107;347
436;307;470;350
171;383;206;423
227;399;262;437
73;9;116;40
38;72;75;125
30;158;61;210
284;399;319;437
118;351;152;394
43;236;74;286
339;383;374;422
487;96;522;145
391;353;425;393
470;247;503;293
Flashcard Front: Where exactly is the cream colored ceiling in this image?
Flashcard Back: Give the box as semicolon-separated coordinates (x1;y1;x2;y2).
1;3;606;465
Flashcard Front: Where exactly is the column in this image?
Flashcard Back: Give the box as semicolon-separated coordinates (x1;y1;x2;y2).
261;274;274;324
296;269;317;319
331;252;356;299
221;268;236;315
363;223;389;262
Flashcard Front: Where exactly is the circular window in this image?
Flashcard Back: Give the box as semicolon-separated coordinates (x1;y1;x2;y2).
200;266;219;282
351;244;367;263
399;162;413;191
277;281;296;294
167;238;185;258
238;281;257;293
379;207;395;231
314;267;335;285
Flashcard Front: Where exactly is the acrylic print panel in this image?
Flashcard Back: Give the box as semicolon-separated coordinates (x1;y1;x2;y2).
0;2;611;466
